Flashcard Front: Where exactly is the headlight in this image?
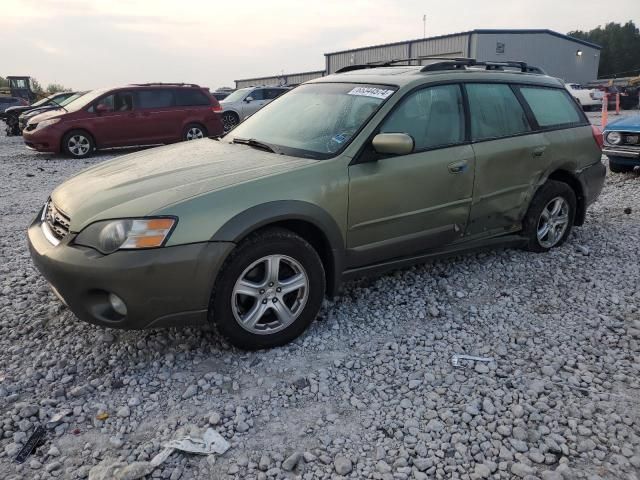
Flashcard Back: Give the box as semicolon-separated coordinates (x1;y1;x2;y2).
606;131;622;145
33;118;61;130
75;217;176;254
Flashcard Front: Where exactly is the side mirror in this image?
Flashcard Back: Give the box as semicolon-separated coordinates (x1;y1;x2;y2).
95;103;112;113
244;96;254;103
371;133;414;155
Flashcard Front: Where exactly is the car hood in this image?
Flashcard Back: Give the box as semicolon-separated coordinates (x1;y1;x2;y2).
29;109;66;123
51;139;318;231
22;106;58;119
605;114;640;133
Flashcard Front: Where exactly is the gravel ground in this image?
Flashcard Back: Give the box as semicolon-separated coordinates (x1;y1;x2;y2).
0;114;639;480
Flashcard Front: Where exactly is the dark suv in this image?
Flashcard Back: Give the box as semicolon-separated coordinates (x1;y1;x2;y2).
23;83;224;158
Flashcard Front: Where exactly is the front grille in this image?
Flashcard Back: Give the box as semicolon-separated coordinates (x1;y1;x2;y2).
622;133;639;145
44;202;71;242
25;123;36;132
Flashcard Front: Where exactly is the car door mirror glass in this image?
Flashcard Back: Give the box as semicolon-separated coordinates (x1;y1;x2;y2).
372;133;414;155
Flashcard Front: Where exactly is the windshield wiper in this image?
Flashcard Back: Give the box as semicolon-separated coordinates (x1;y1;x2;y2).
232;137;277;153
47;99;67;112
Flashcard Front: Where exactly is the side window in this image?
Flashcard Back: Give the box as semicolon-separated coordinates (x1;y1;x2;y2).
249;89;265;101
174;89;210;106
379;84;465;150
519;87;582;128
91;92;133;112
265;88;286;100
138;89;174;109
466;83;530;141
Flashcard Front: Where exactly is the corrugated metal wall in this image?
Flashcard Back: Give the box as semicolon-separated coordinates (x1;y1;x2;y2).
325;34;470;73
472;32;599;84
235;70;324;89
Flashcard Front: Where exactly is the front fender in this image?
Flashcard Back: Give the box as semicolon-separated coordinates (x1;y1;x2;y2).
212;200;345;296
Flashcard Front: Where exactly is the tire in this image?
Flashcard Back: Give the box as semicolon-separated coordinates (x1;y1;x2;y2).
221;111;239;132
210;227;326;350
62;130;94;158
522;180;576;253
5;113;20;136
183;123;207;141
609;161;635;174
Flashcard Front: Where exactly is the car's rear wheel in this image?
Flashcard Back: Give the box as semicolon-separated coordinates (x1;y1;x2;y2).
523;180;576;252
62;130;94;158
210;228;325;350
183;123;207;141
222;111;239;132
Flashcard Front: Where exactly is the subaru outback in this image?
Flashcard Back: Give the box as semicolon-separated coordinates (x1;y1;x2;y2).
28;59;605;350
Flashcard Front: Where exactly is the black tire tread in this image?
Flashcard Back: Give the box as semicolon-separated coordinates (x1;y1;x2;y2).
210;227;325;350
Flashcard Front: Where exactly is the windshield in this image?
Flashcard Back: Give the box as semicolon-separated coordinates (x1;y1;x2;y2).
59;91;86;106
225;83;396;159
62;88;109;112
220;88;251;104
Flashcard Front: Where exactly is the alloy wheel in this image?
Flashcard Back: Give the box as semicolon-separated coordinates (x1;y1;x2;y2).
231;255;309;335
222;113;238;131
186;127;204;140
67;135;90;156
537;196;570;248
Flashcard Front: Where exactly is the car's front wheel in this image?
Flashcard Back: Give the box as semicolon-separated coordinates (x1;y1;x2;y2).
62;130;94;158
523;180;576;252
210;228;326;350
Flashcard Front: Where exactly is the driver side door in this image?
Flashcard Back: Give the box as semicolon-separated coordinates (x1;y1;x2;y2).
241;89;267;119
346;84;475;268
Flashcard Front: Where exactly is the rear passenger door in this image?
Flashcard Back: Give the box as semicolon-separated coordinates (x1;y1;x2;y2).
347;84;475;267
136;89;176;143
465;83;549;236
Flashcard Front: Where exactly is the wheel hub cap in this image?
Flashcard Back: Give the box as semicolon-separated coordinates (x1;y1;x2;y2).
537;196;570;248
231;255;309;335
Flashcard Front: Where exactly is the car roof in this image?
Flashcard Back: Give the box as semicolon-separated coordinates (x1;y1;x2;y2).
308;65;563;89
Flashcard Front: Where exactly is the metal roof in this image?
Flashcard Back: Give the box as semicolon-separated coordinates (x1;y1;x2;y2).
234;69;325;84
324;29;601;56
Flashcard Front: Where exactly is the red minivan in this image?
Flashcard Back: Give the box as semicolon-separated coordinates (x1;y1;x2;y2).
23;83;224;158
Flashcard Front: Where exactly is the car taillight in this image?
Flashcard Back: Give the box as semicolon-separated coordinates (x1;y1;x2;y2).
591;125;603;150
212;104;222;113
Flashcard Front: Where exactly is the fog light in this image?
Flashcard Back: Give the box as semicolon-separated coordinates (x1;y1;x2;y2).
108;293;127;316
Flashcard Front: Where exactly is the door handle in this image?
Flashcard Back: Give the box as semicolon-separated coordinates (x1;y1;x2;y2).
532;146;547;157
448;160;468;174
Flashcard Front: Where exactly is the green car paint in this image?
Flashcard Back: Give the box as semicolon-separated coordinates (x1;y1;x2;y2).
29;67;605;334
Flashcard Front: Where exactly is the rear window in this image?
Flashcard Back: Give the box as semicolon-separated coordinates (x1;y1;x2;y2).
519;87;582;128
174;89;210;106
138;90;174;108
466;83;531;141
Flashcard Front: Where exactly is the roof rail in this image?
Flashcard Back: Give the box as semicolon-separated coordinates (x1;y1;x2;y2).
130;82;201;87
420;59;545;74
335;56;474;73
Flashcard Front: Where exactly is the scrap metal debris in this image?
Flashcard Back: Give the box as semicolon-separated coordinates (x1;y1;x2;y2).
451;354;495;368
164;428;231;455
14;425;46;464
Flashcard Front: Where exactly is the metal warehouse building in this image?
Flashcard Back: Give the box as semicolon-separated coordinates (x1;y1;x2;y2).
234;70;325;89
324;30;600;84
235;29;600;88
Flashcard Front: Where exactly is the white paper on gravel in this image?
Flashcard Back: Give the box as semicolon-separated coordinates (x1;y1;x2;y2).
164;428;231;455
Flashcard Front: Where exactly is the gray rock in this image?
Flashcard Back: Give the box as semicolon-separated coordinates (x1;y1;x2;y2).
282;452;301;471
116;405;130;418
334;455;353;475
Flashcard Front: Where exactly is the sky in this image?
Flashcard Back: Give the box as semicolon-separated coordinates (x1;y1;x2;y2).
2;0;638;91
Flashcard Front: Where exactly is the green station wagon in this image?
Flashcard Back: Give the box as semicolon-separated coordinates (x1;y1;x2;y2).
28;59;605;350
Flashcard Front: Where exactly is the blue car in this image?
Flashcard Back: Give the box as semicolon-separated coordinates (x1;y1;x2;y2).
603;114;640;173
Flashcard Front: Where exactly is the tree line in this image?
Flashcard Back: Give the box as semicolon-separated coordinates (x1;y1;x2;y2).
569;21;640;78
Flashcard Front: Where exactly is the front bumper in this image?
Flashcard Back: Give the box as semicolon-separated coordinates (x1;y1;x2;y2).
28;211;235;329
603;147;640;160
23;128;61;153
